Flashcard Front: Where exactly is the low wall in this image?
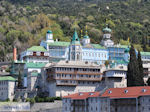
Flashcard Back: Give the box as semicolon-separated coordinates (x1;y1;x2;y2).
31;101;62;112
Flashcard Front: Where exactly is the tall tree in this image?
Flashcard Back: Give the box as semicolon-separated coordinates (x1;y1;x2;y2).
142;37;147;51
147;77;150;86
127;45;138;86
137;51;144;86
127;45;144;86
18;70;23;88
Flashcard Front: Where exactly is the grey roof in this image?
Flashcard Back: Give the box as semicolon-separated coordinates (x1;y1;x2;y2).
46;60;100;69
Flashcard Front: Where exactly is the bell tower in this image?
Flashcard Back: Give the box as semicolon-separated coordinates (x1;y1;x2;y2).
68;29;82;61
82;26;90;46
100;25;114;47
46;30;54;43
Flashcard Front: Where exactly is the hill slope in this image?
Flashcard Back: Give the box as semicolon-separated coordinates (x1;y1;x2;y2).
0;0;150;61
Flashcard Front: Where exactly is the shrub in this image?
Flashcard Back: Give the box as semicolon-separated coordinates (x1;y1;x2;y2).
5;98;10;102
30;98;35;104
54;97;62;100
26;98;30;102
13;99;17;102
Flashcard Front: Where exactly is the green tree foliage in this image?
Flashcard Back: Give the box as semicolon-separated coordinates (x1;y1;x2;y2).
127;45;138;86
147;78;150;86
127;45;144;86
0;0;150;60
137;51;144;85
18;70;23;88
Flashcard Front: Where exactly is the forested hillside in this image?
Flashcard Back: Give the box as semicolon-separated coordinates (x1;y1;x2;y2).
0;0;150;61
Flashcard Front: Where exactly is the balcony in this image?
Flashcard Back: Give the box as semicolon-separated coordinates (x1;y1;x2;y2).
55;77;102;81
55;71;102;75
56;82;77;86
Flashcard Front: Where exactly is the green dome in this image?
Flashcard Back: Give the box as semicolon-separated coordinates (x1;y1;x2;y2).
83;35;89;39
124;47;130;53
103;27;112;33
47;30;52;34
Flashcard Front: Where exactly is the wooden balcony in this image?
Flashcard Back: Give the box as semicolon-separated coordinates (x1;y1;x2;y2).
55;77;102;81
56;83;77;86
55;71;102;75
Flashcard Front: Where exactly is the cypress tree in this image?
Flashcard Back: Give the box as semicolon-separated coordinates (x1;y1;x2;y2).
127;45;138;86
137;51;144;86
147;78;150;86
127;45;142;86
18;70;23;88
142;37;147;51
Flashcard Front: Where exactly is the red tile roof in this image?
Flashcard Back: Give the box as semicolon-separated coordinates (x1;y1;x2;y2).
101;86;150;99
63;92;100;100
63;86;150;100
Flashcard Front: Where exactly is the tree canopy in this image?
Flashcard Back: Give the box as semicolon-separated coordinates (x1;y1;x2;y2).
0;0;150;60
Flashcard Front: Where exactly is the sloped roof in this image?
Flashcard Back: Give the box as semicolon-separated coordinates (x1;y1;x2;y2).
91;44;106;49
27;46;47;52
71;30;80;45
31;72;40;77
47;41;70;47
26;62;46;68
101;86;150;99
53;60;100;69
63;92;100;100
0;76;16;81
141;52;150;56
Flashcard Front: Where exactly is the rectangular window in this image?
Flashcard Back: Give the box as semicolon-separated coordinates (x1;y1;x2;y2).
33;52;36;56
41;52;44;56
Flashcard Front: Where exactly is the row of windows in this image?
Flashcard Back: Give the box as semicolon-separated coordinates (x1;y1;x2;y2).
58;80;99;85
56;68;100;72
56;74;100;78
28;57;48;60
82;52;107;58
0;81;7;85
0;87;7;90
142;56;150;59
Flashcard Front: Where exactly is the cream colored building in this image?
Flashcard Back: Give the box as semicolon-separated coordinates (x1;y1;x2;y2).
103;65;127;88
0;76;16;101
41;60;103;97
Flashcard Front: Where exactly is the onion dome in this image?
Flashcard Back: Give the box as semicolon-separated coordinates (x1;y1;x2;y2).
47;30;52;34
103;27;112;33
124;47;130;53
83;35;89;39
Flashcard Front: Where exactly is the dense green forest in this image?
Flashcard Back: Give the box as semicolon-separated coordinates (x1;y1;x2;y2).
0;0;150;61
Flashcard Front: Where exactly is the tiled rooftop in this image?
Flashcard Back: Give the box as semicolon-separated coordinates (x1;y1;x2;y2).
27;46;47;52
26;62;46;68
63;86;150;100
52;60;100;68
63;92;100;100
101;86;150;99
141;52;150;56
0;76;16;81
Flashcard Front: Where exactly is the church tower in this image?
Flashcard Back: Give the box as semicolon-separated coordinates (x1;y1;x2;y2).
100;25;114;47
46;30;54;43
82;31;90;46
68;29;82;61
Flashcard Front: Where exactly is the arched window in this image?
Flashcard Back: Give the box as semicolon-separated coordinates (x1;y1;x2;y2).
77;54;79;60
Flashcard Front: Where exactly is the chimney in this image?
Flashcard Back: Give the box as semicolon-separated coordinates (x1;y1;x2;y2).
13;47;17;62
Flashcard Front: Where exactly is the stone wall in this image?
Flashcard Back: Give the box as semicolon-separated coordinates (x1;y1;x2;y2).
31;101;62;112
